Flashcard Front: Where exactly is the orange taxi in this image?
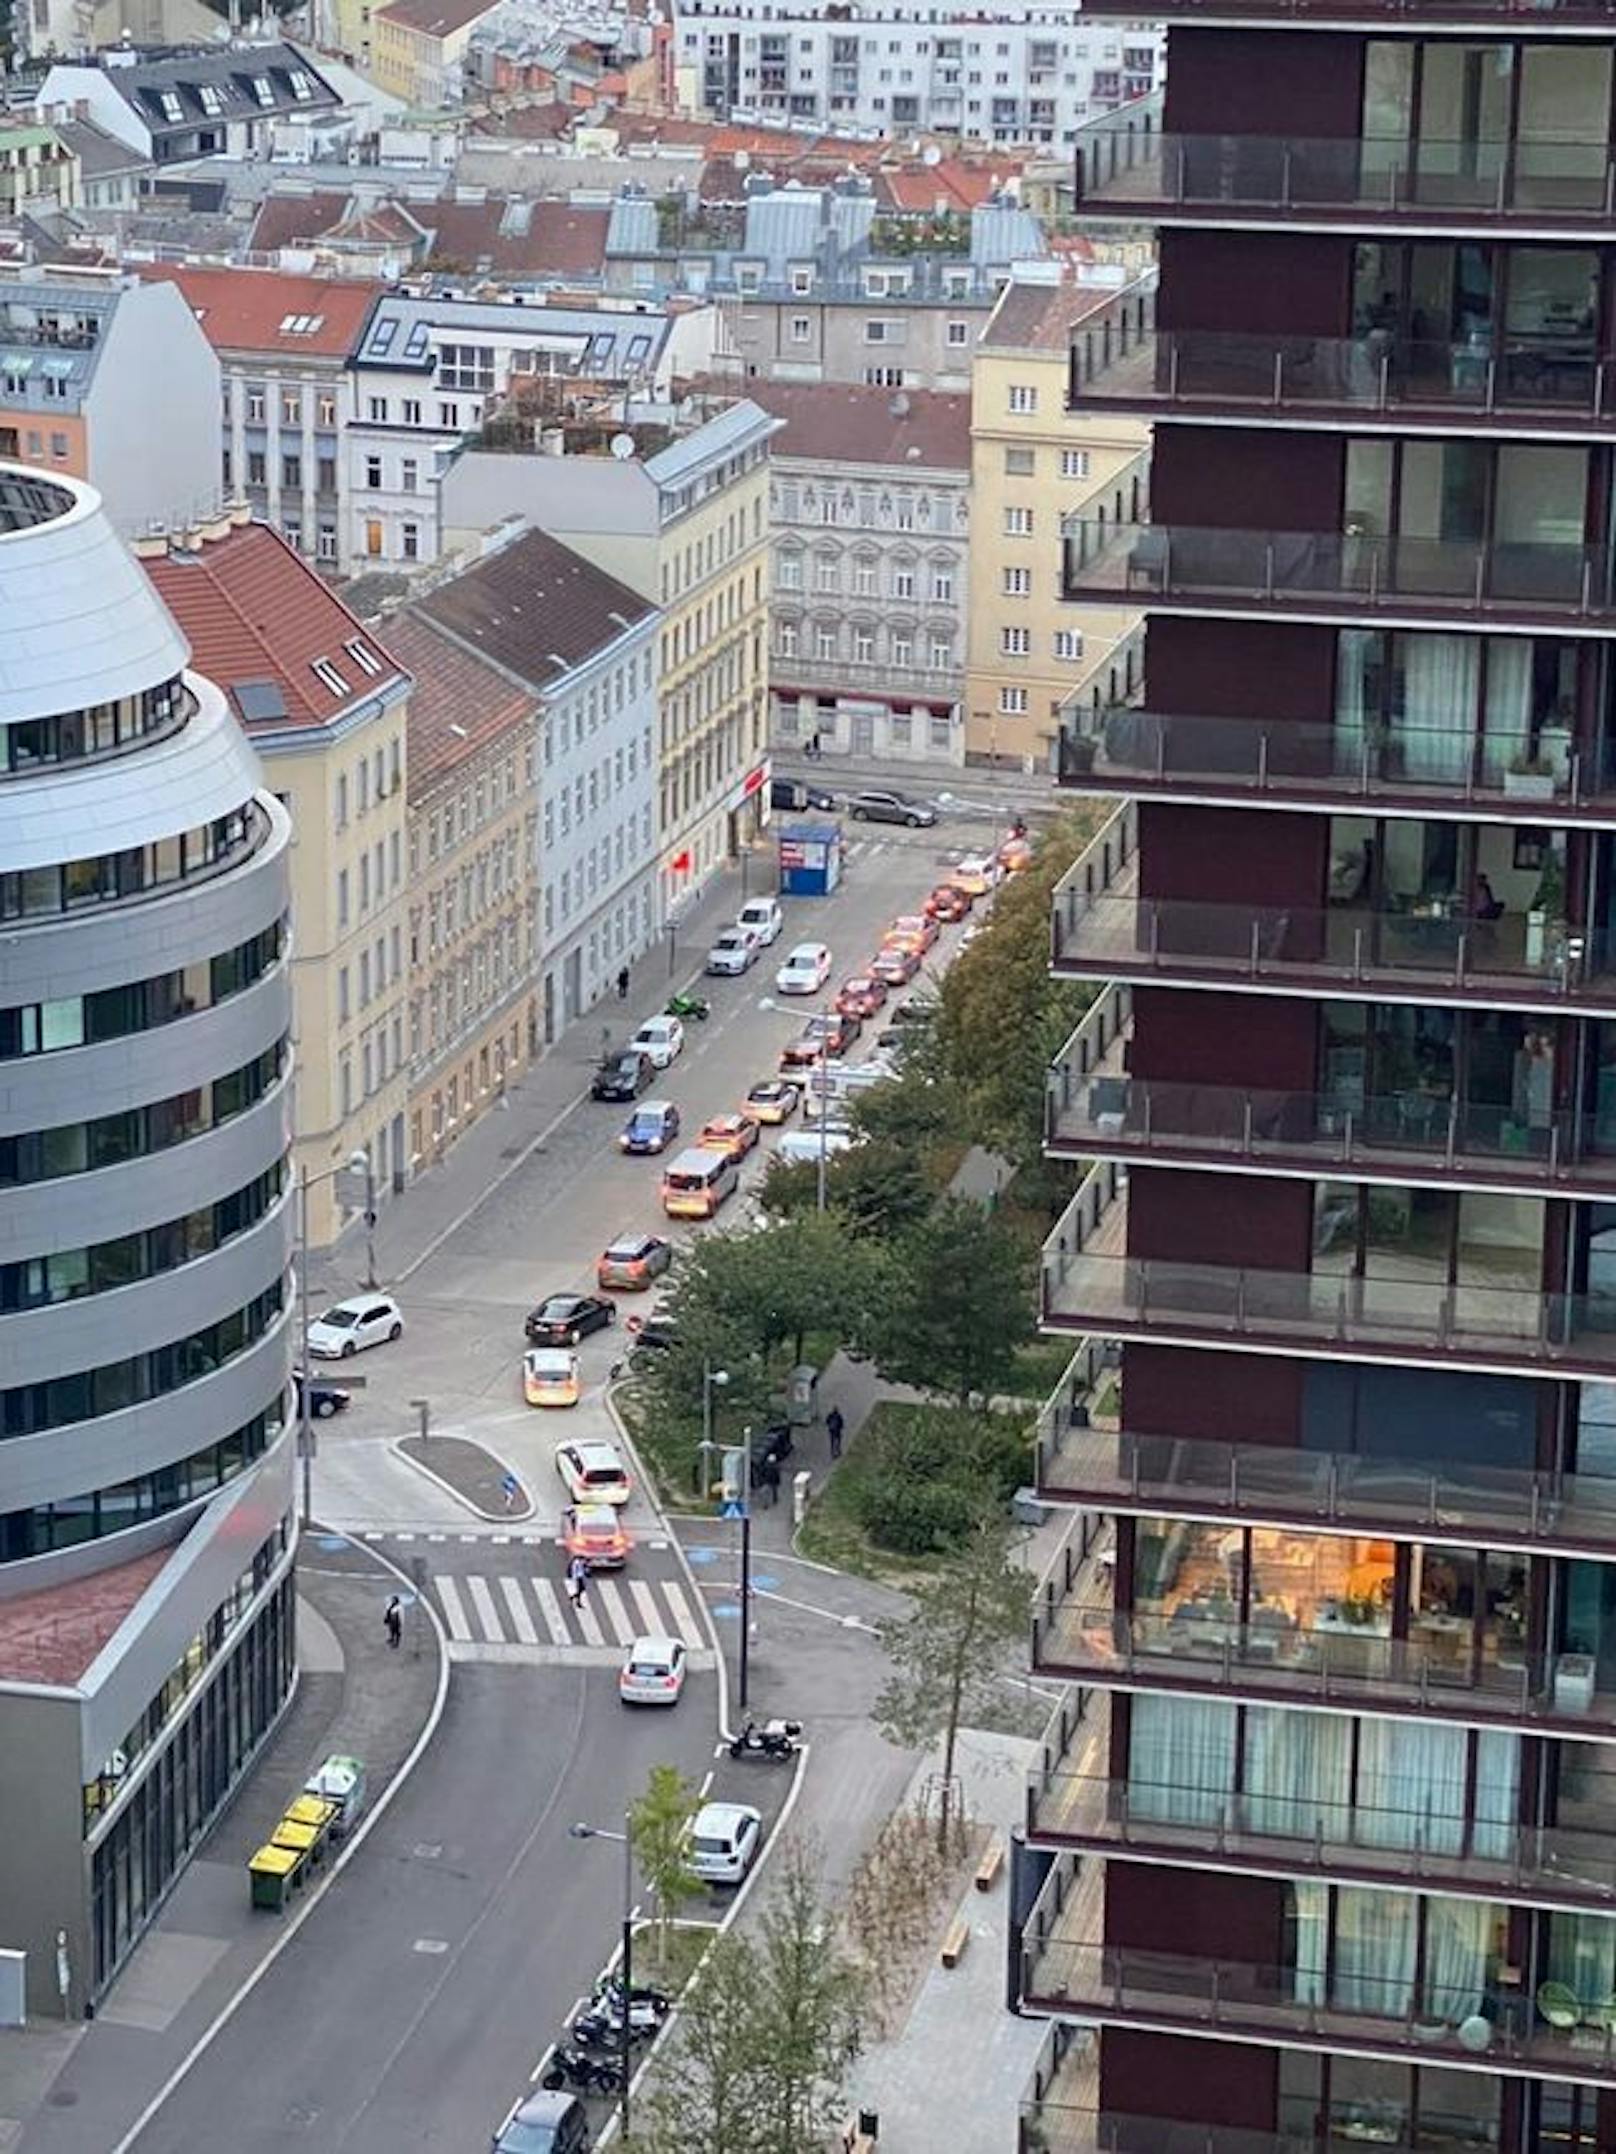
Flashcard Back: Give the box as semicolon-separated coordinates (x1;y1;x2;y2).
885;912;940;955
562;1502;630;1570
699;1111;762;1161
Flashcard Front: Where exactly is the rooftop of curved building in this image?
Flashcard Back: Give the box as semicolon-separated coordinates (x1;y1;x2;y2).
0;463;191;730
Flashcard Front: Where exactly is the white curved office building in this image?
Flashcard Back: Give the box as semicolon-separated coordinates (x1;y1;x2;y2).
0;466;297;2013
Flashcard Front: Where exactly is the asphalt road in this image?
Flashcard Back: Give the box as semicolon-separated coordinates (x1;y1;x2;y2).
125;816;993;2153
129;1662;719;2154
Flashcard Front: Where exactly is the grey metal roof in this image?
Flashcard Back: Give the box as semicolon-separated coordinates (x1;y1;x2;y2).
969;200;1047;266
605;195;659;257
643;397;777;491
742;189;821;272
97;42;342;134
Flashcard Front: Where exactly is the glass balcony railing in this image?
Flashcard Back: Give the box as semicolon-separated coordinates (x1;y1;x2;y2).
1055;705;1616;817
1060;518;1616;622
1027;1760;1616;1912
1039;1242;1616;1376
1030;1585;1616;1731
1050;889;1612;1011
1069;317;1616;428
1035;1407;1616;1557
1045;1065;1616;1193
1073;128;1616;225
1019;1933;1616;2083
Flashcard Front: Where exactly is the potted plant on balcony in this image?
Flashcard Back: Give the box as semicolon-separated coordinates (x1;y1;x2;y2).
1505;752;1558;801
1526;848;1568;970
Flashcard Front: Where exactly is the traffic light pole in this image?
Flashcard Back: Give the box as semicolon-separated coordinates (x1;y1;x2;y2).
738;1427;753;1713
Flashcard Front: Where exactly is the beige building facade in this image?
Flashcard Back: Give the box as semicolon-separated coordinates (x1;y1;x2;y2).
385;610;542;1174
145;516;412;1249
966;269;1149;771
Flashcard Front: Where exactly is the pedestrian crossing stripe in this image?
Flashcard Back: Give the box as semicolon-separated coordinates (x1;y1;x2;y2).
429;1571;709;1653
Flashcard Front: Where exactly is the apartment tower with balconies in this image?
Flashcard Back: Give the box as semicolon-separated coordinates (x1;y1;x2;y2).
1015;11;1616;2151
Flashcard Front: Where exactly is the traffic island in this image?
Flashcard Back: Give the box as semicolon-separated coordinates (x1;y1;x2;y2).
395;1432;532;1521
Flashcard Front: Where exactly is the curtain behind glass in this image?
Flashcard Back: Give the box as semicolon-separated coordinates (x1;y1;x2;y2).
1472;1731;1521;1861
1399;634;1479;779
1334;1885;1418;2015
1424;1896;1492;2022
1355;1717;1468;1853
1243;1705;1352;1839
1126;1695;1237;1826
1547;1910;1616;2005
1481;637;1532;782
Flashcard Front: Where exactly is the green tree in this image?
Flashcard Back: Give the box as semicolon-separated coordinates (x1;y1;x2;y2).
846;1402;1032;1556
639;1842;864;2154
875;1509;1032;1851
933;814;1098;1172
872;1197;1033;1408
759;1137;933;1242
629;1763;702;1957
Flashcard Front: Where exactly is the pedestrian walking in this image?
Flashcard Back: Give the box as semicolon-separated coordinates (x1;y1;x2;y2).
567;1554;590;1610
759;1456;780;1508
500;1471;520;1513
616;964;630;1000
826;1406;846;1461
384;1594;403;1650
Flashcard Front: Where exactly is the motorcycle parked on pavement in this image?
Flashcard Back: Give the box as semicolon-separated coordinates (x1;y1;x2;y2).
541;2045;624;2095
570;1995;666;2049
728;1716;803;1762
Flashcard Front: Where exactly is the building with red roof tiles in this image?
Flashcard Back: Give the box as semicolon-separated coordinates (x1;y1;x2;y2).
139;264;378;569
141;511;414;1242
247;184;611;287
384;608;544;1167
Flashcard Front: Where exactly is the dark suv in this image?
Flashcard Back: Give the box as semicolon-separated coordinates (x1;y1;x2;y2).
847;789;937;829
591;1049;652;1102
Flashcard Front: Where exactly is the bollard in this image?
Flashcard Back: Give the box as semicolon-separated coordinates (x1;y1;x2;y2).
792;1469;812;1526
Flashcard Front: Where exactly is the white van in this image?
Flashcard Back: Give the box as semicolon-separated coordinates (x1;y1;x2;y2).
776;941;832;994
737;896;784;946
776;1125;856;1165
801;1060;896;1121
660;1145;741;1220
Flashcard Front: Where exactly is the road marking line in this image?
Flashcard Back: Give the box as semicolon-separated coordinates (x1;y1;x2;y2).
531;1576;570;1644
491;1533;511;1545
467;1574;504;1642
659;1581;705;1649
592;1579;636;1645
433;1575;472;1642
363;1531;382;1542
428;1533;446;1543
629;1581;663;1634
395;1532;416;1542
572;1593;605;1647
499;1575;537;1644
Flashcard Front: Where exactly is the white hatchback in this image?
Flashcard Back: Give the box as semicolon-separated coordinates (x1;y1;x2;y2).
689;1801;763;1884
737;897;784;946
307;1295;403;1358
630;1014;685;1068
619;1634;688;1706
775;942;832;995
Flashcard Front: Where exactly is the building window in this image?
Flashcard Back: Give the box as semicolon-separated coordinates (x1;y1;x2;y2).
891;634;912;667
246;389;265;423
790;316;811;342
282;390;300;425
946;320;970;347
814;554;839;595
368;396;387;422
1003;566;1031;597
930;565;954;604
282;453;301;490
1004;506;1034;537
815;626;837;661
864;366;904;388
1001;627;1030;656
1062;448;1092;480
1007;384;1038;414
1054;628;1085;661
778;622;798;658
365;456;382;490
999;686;1028;714
318;394;337;426
1004;446;1036;476
852;555;876;598
402;522;419;560
247;451;266;487
777;552;802;592
403;399;421;425
892;561;915;601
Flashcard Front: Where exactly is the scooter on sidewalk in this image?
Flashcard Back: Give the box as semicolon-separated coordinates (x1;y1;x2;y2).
727;1716;803;1762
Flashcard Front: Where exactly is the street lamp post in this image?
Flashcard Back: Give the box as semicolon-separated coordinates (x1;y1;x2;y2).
295;1147;379;1528
700;1363;729;1492
816;1036;830;1215
569;1816;636;2140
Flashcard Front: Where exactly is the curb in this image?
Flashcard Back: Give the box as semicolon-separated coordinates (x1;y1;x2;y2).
108;1533;453;2154
389;1433;536;1524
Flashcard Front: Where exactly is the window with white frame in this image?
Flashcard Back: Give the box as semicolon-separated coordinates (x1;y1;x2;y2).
929;637;951;669
1061;448;1092;479
1054;628;1085;660
790;316;811;342
778;621;799;657
892;633;912;666
1001;627;1031;656
892;560;915;600
1004;506;1034;537
999;685;1028;713
814;553;839;594
1002;565;1032;597
930;563;954;603
1007;384;1038;414
815;625;837;660
852;554;877;597
778;551;803;591
945;320;970;347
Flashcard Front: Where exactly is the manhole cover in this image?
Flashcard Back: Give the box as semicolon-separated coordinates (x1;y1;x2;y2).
47;2091;78;2109
413;1938;450;1955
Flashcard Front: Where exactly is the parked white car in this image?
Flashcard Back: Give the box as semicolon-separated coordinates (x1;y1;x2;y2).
307;1295;404;1358
775;941;832;995
629;1014;685;1068
706;925;760;976
775;1125;856;1165
689;1801;763;1883
619;1634;688;1706
737;897;784;946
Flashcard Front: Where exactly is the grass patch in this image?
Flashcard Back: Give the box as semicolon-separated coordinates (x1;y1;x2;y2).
795;1399;1034;1583
614;1383;708;1510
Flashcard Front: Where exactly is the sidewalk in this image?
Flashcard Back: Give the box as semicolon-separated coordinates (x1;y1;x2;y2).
309;853;759;1299
2;1536;443;2153
774;748;1057;811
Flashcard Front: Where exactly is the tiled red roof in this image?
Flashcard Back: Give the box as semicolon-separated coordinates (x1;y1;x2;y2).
248;190;353;256
247;189;610;280
0;1546;171;1686
388;610;537;797
983;275;1114;353
374;0;499;30
736;378;971;470
137;263;378;359
874;162;1015;212
143;520;406;731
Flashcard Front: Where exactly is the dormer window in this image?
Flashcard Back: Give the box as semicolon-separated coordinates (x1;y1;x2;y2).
312;657;349;696
159;91;184;123
197;83;223;116
345;639;382;678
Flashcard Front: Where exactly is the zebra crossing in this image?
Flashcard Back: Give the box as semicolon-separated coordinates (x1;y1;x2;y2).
429;1567;714;1666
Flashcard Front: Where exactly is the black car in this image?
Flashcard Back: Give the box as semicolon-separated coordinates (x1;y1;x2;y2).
771;775;837;813
592;1050;653;1102
525;1293;618;1347
293;1369;350;1419
847;789;937;829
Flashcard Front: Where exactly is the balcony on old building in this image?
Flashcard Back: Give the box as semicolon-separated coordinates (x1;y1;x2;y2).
1025;1686;1616;1913
1055;702;1616;826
